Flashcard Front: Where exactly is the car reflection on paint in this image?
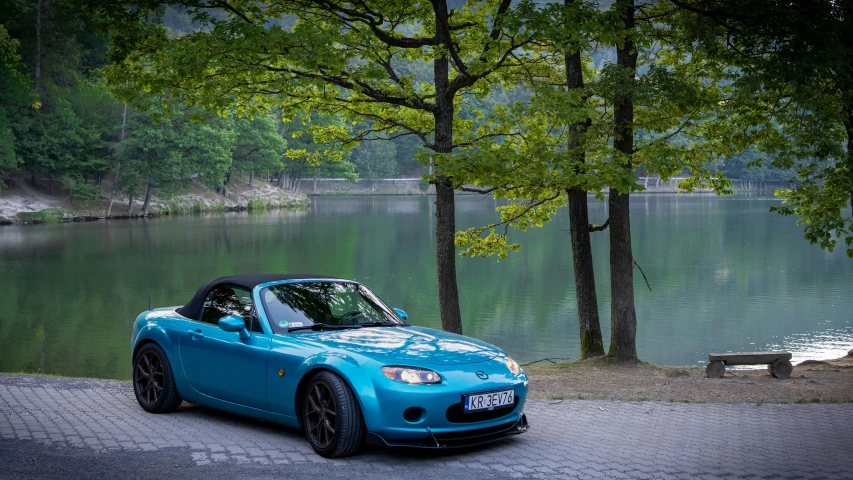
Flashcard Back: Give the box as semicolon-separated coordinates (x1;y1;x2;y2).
130;274;529;457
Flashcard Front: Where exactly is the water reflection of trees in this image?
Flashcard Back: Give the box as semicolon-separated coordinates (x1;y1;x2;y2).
2;197;853;378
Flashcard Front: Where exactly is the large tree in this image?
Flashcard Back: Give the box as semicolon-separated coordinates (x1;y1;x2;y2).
607;0;638;361
450;0;731;361
449;0;612;358
227;114;286;195
92;0;539;334
118;108;235;214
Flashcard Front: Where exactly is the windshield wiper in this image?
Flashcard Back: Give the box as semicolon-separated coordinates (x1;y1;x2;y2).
288;323;362;332
359;322;401;327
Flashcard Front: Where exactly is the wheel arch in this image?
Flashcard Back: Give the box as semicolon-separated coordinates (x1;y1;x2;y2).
131;322;186;396
293;366;367;430
132;322;178;362
132;338;160;360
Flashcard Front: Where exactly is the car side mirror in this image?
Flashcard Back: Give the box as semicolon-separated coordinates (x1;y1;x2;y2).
219;315;250;339
393;308;408;321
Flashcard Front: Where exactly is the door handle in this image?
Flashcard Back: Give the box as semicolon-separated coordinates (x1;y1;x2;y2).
187;329;204;339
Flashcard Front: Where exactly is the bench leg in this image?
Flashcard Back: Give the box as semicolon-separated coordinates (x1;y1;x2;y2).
706;360;725;378
770;359;793;379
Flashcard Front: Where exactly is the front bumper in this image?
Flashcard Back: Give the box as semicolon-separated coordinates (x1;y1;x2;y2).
365;413;529;449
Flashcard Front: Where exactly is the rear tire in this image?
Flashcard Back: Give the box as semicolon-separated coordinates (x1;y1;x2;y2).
302;371;365;458
133;343;182;413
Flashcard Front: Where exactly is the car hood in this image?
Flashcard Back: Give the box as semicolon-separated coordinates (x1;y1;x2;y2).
279;326;502;365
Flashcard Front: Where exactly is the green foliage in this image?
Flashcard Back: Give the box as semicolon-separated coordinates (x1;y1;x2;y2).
61;174;103;204
352;140;397;182
0;23;36;185
232;114;286;177
1;0;312;207
16;208;66;223
116;105;237;202
448;0;735;260
280;113;356;189
668;0;853;257
92;0;543;202
247;199;268;210
0;0;119;191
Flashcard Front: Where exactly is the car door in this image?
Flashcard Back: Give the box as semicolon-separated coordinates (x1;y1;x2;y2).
179;284;270;410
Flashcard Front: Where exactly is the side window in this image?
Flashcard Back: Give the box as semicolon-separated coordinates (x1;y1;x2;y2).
200;285;263;332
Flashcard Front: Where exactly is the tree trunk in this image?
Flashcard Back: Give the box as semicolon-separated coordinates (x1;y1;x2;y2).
142;179;154;216
249;169;254;188
608;0;639;363
563;11;605;359
127;194;134;214
431;0;463;335
845;105;853;220
222;169;232;197
568;188;605;358
35;0;42;84
313;169;318;193
107;104;128;217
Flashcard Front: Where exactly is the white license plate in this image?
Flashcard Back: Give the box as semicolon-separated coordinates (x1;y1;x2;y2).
463;389;515;413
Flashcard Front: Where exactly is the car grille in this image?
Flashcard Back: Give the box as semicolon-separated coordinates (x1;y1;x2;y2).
445;397;520;423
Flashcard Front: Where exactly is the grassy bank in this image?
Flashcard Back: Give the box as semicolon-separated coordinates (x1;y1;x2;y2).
524;351;853;404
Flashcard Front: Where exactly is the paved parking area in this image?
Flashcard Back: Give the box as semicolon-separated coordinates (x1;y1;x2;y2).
1;373;852;479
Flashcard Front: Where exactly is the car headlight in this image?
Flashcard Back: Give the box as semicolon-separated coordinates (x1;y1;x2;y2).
381;366;442;384
504;356;522;376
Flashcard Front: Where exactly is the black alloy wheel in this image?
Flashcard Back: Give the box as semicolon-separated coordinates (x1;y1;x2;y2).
302;371;365;457
132;343;182;413
305;381;336;448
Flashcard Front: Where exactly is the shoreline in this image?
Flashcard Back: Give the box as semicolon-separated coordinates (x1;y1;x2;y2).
2;176;780;226
5;351;851;404
524;351;853;404
2;199;309;226
0;175;309;226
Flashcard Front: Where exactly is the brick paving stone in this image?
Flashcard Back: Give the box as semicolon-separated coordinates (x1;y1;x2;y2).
0;373;851;479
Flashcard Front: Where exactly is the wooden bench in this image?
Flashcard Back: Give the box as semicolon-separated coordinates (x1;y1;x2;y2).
706;351;793;379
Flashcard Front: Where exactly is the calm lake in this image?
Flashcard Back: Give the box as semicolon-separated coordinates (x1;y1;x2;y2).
1;194;851;380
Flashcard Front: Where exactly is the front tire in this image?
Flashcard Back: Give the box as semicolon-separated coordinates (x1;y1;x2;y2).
133;343;182;413
302;371;365;457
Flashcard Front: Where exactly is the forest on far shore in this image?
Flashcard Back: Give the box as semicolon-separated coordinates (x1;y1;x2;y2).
0;3;433;210
0;1;797;211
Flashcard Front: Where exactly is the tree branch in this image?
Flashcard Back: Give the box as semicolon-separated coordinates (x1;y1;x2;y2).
633;258;652;291
588;218;610;232
299;0;438;48
459;186;500;194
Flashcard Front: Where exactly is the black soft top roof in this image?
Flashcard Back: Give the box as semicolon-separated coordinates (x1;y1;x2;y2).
177;274;341;320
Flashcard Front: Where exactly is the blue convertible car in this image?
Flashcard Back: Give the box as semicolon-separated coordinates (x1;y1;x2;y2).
131;274;529;457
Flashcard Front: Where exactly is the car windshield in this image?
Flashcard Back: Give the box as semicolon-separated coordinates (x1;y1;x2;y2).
261;281;404;333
